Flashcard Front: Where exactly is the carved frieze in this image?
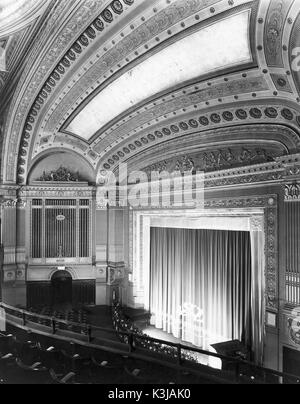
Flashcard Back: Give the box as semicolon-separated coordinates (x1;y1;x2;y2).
265;0;292;67
22;185;96;199
101;107;300;171
143;147;276;176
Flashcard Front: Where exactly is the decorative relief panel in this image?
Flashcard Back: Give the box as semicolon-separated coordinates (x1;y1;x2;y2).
21;185;96;199
265;0;292;67
270;73;293;93
290;5;300;96
37;166;81;182
143;146;277;175
93;76;269;154
100;107;300;171
285;183;300;201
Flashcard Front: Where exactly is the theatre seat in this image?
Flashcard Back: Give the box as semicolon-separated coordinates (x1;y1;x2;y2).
49;369;76;385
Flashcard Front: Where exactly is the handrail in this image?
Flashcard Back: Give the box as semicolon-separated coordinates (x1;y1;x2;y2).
0;302;115;334
1;302;299;383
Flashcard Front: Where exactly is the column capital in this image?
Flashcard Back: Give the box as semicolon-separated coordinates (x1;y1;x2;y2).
284;183;300;201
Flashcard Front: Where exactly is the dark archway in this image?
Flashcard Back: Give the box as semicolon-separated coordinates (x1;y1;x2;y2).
51;271;73;306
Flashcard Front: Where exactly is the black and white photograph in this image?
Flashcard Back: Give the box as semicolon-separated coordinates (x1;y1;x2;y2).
0;0;300;389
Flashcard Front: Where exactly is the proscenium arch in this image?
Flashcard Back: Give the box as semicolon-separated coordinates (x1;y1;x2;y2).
95;122;299;177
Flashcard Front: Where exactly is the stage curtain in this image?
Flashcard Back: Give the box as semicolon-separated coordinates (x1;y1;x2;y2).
150;228;253;354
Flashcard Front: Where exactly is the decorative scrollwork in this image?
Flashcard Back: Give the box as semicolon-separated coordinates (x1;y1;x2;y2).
38;166;81;182
285;183;300;201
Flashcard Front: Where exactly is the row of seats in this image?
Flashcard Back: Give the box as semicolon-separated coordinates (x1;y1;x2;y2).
26;306;89;335
0;331;203;384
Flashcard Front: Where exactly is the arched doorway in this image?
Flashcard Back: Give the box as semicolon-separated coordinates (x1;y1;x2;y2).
51;271;73;307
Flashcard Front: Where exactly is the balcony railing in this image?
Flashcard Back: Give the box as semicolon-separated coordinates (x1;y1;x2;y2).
0;301;299;384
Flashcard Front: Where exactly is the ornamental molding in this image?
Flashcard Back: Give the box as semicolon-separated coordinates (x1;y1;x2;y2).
14;0;226;184
250;216;265;232
21;185;96;199
285;183;300;201
143;147;277;175
0;0;50;37
204;195;278;311
129;194;278;312
206;195;278;311
99;113;300;173
2;0;115;183
10;0;261;185
37;166;81;182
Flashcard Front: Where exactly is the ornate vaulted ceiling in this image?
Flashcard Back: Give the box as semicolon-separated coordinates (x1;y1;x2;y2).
1;0;300;185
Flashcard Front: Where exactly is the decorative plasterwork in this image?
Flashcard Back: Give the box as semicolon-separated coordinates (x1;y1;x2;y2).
98;106;300;172
44;0;235;136
21;184;96;199
0;0;50;37
205;195;278;311
290;2;300;96
8;0;256;185
1;0;116;183
129;195;278;312
264;0;293;68
37;166;81;182
4;0;300;189
285;183;300;201
143;146;278;175
12;0;259;185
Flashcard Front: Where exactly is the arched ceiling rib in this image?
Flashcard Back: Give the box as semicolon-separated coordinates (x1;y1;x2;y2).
1;0;300;186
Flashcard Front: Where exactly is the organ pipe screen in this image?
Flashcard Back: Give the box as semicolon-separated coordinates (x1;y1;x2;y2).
31;199;91;259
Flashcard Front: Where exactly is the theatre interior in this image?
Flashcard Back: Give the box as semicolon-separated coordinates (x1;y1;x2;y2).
0;0;300;384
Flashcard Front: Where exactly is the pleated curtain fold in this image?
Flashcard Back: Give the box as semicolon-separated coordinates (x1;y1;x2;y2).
150;228;253;354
